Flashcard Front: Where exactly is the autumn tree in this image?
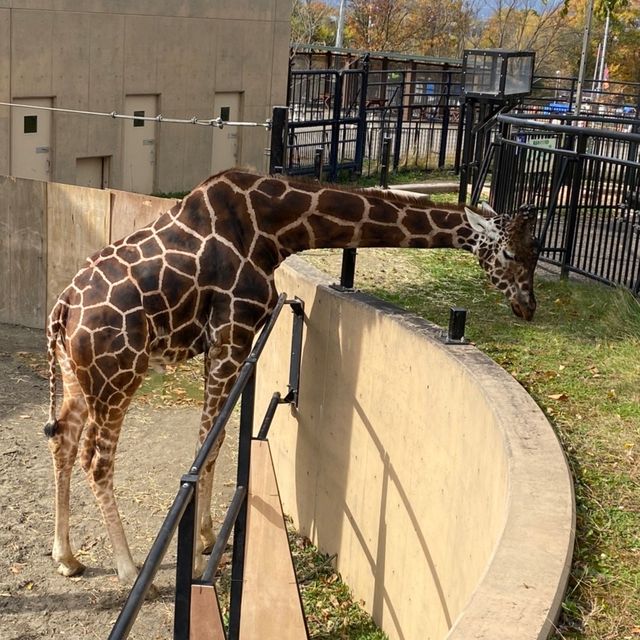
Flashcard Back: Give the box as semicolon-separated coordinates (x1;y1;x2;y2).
346;0;416;52
407;0;476;58
469;0;571;74
291;0;338;46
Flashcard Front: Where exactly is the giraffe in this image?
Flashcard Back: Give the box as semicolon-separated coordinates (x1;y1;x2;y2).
44;169;540;583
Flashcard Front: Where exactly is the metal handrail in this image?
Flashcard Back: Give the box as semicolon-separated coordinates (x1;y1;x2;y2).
109;293;305;640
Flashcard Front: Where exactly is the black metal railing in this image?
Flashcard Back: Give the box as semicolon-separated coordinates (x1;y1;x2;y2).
287;46;640;183
481;113;640;294
109;293;305;640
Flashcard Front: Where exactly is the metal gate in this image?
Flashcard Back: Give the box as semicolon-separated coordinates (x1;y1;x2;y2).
286;67;368;180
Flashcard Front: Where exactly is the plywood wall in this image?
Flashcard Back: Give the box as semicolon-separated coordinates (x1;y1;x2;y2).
46;182;112;315
0;176;176;328
110;189;177;243
0;176;47;328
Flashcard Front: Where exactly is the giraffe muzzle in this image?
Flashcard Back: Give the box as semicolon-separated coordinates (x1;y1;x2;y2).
510;298;536;321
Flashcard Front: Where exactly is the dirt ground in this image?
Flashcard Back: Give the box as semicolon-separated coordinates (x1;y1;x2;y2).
0;323;239;640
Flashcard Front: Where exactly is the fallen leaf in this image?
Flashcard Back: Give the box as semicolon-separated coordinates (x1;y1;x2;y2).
548;393;568;401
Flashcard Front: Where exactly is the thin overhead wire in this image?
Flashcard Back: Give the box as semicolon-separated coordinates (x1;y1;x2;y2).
0;100;273;130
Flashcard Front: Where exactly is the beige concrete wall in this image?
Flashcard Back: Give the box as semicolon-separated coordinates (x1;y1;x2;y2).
0;1;290;193
256;257;575;640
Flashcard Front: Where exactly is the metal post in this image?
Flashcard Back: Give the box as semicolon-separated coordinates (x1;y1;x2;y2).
392;71;405;171
354;55;370;176
173;476;198;640
444;307;468;344
339;248;357;289
286;299;304;407
328;71;344;181
269;106;288;175
313;146;324;181
458;98;475;204
439;67;451;169
227;368;256;640
380;136;392;189
562;134;587;277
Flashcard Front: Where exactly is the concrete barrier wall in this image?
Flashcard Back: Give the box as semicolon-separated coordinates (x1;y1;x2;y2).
255;257;575;640
0;176;175;328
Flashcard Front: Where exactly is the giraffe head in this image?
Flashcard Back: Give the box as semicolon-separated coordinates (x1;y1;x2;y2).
465;203;540;321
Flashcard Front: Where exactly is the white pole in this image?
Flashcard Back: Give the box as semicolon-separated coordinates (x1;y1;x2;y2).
599;6;611;87
574;0;595;116
593;42;601;90
335;0;347;48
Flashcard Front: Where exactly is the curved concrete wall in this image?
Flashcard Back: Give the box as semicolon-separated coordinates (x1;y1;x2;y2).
254;256;575;640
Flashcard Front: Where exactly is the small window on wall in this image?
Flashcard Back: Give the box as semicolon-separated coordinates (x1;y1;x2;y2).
220;107;230;122
133;111;145;127
24;115;38;134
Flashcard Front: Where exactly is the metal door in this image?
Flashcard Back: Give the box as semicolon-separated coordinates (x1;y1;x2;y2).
211;93;241;174
123;95;157;194
11;98;52;181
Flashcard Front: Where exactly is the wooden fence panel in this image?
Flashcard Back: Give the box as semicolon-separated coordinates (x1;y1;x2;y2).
109;190;177;243
46;182;111;316
0;176;47;328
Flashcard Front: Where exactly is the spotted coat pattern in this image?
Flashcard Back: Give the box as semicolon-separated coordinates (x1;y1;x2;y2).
44;169;539;582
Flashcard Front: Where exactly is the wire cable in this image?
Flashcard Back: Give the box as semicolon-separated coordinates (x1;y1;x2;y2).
0;100;272;129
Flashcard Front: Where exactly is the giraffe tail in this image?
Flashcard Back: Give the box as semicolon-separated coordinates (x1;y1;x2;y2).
43;299;65;438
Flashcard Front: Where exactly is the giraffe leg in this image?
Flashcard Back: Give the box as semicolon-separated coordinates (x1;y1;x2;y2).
194;333;253;574
197;434;225;555
47;357;88;577
80;403;139;583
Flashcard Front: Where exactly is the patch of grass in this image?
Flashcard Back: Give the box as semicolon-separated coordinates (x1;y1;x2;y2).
136;356;204;407
340;167;457;189
343;249;640;640
212;523;387;640
289;523;388;640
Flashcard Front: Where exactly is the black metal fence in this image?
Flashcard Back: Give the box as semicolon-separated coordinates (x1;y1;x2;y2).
286;56;462;178
481;113;640;293
286;67;368;179
287;46;640;182
108;294;305;640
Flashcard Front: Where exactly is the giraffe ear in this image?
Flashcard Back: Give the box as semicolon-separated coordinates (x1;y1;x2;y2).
465;207;500;241
478;201;498;216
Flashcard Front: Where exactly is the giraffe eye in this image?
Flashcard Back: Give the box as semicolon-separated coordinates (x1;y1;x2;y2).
502;249;515;261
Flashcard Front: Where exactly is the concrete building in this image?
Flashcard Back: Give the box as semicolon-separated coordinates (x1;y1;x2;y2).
0;1;291;194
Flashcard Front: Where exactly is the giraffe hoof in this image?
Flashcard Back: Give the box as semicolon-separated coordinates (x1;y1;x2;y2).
57;559;86;577
145;583;160;600
202;540;216;555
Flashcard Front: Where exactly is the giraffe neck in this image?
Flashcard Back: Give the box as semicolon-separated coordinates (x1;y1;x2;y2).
260;179;477;255
195;171;480;283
